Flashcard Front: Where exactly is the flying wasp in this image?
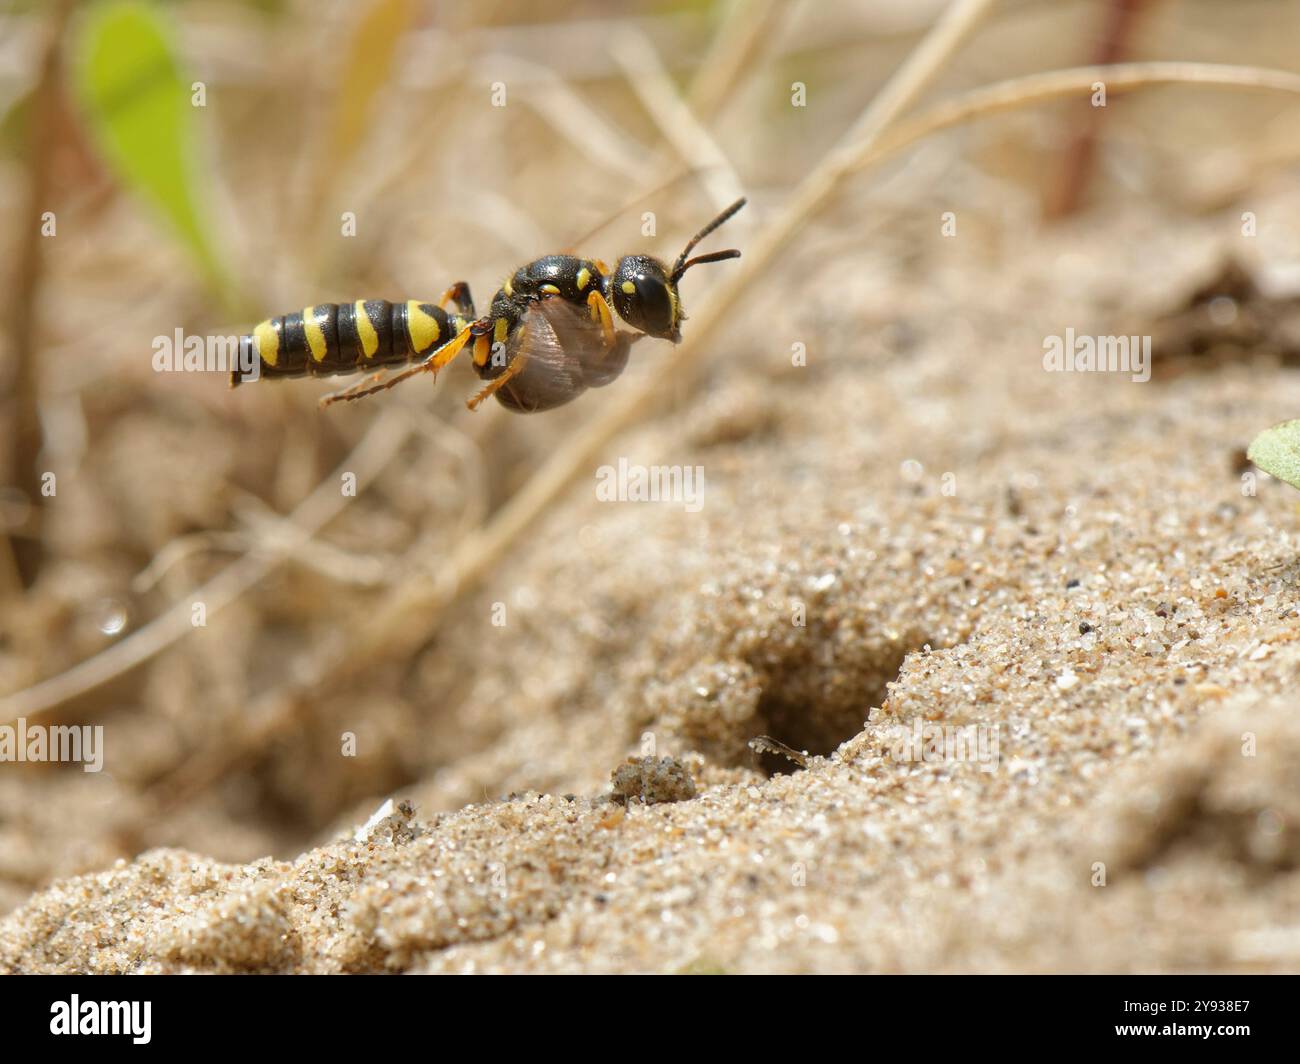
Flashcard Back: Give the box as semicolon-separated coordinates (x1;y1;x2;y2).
232;198;747;413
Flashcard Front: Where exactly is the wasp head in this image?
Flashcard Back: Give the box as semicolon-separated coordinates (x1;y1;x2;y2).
606;198;746;344
609;255;681;341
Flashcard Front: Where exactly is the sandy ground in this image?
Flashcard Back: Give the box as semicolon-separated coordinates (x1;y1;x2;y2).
4;176;1300;973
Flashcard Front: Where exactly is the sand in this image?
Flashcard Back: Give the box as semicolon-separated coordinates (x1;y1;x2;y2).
4;177;1300;973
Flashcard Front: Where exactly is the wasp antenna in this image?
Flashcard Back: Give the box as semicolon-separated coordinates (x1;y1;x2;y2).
673;248;741;282
671;197;747;281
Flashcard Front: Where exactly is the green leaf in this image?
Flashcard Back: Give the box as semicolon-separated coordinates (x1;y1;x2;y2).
1248;420;1300;489
70;1;233;307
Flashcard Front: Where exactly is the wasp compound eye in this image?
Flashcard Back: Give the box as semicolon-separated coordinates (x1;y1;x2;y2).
610;256;678;341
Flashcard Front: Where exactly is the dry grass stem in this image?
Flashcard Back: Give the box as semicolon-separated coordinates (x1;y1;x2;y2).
0;415;413;723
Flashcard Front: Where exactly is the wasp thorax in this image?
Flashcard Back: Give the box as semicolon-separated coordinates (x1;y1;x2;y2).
609;255;680;342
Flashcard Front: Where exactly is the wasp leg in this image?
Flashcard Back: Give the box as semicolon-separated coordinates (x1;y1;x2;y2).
467;354;528;411
318;368;388;404
438;281;476;317
586;290;616;350
426;325;476;371
470;317;497;369
319;326;474;407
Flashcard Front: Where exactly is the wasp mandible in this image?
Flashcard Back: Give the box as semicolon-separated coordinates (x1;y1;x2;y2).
232;198;747;413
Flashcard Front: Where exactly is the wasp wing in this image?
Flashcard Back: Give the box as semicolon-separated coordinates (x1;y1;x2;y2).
497;296;632;413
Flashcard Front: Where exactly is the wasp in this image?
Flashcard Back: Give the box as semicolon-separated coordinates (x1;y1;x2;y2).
232;198;746;413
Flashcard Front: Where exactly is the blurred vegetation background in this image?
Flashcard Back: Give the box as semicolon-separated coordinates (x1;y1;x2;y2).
2;0;1300;913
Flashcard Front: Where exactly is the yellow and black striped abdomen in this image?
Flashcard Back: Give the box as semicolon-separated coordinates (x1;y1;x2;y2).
235;300;459;385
